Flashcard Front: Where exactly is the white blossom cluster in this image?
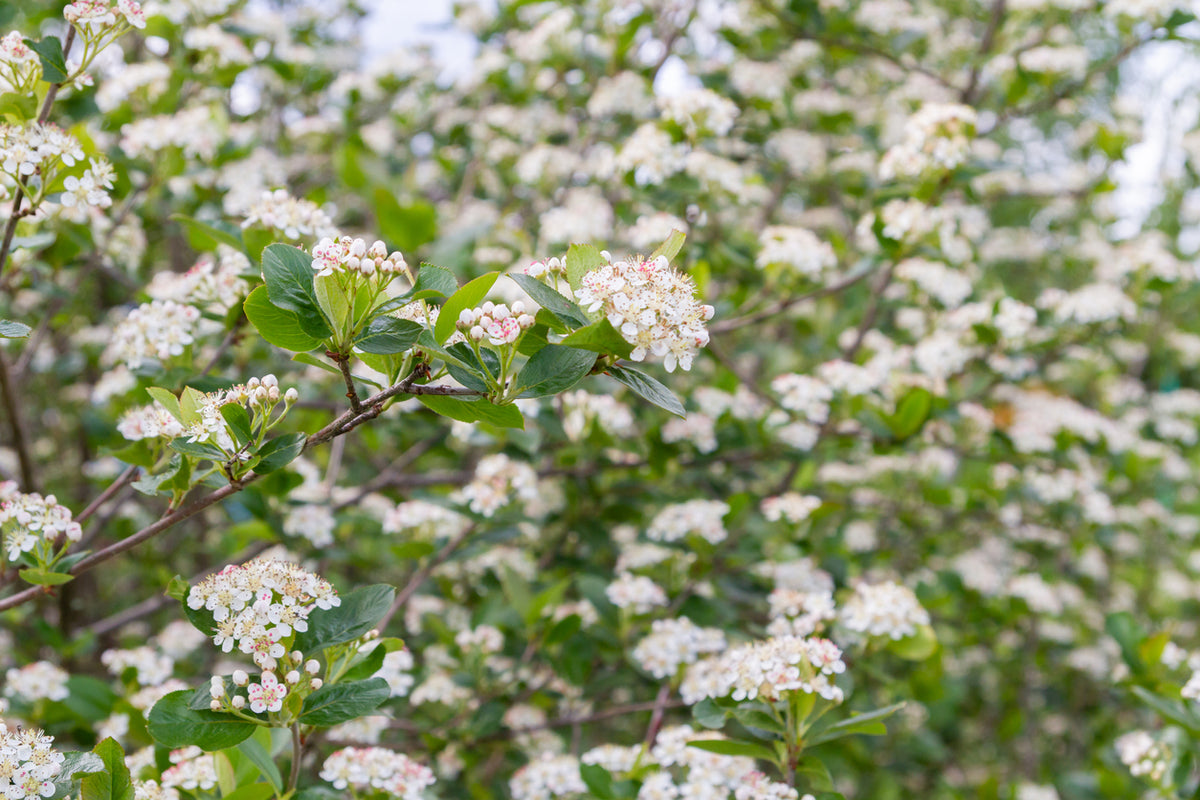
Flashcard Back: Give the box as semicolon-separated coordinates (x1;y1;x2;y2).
320;748;435;800
61;159;117;213
838;581;930;640
735;772;801;800
105;300;201;369
382;499;470;541
700;635;847;703
761;493;822;524
100;646;173;686
3;662;69;704
647;500;730;545
454;453;538;517
183;375;298;454
560;391;635;440
185;558;340;664
242;189;337;241
145;247;250;312
0;123;84;182
371;648;415;697
311;236;407;279
756;227;837;279
117;402;185;442
119;106;223;160
766;589;837;637
132;780;178;800
64;0;147;31
160;748;217;793
282;504;336;547
878;103;977;180
455;625;505;654
657;88;739;138
632;617;727;679
509;754;587;800
770;374;833;423
0;33;39;93
1114;731;1170;784
576;253;714;372
0;484;82;563
0;724;65;800
605;572;668;614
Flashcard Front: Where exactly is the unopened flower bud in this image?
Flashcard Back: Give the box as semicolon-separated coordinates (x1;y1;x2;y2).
518;314;535;329
305;660;320;675
469;325;484;341
232;696;246;709
262;374;278;388
290;650;303;662
210;700;222;711
286;670;300;685
233;670;249;686
481;301;495;315
285;387;299;403
493;304;510;320
511;301;526;316
458;309;475;327
210;676;225;697
310;678;323;690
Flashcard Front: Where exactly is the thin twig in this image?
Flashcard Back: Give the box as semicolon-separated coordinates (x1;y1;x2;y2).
76;465;138;523
0;351;35;490
377;524;475;631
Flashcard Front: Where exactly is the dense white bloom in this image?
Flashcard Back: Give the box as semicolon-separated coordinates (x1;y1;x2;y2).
839;581;930;640
735;772;799;800
455;625;505;654
242;189;336;240
561;391;636;440
770;375;832;422
658;88;738;138
757;227;837;278
320;748;434;799
161;748;217;792
117;402;185;442
0;486;83;562
4;662;70;703
0;724;65;800
145;247;250;312
605;572;668;614
383;499;470;540
1115;730;1170;783
105;300;201;368
509;754;585;800
186;559;339;665
282;505;336;547
702;635;846;703
101;646;174;686
455;454;538;517
879;103;976;180
647;500;730;544
632;618;726;679
761;493;822;524
766;589;837;637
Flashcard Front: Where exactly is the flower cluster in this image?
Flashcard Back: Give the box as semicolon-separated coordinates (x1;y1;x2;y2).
160;748;217;793
320;748;435;800
878;103;977;180
282;504;336;548
756;227;838;279
838;581;930;641
701;635;847;703
632;618;727;679
0;33;39;94
311;236;407;279
183;375;299;456
0;724;65;800
0;484;82;565
145;248;250;312
105;300;201;369
735;772;801;800
186;559;340;665
647;500;730;545
64;0;146;31
455;453;538;517
576;253;714;372
509;754;587;800
456;301;535;347
605;572;668;614
382;499;470;541
1115;730;1171;784
766;589;836;638
242;189;337;241
3;662;70;704
117;402;185;442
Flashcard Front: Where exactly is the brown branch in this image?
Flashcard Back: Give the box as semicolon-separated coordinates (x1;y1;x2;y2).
0;351;35;490
76;465;138;523
960;0;1007;104
710;268;872;335
377;524;475;631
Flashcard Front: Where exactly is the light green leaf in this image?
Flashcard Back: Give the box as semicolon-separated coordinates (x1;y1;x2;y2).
559;319;634;358
565;243;606;292
244;286;324;353
435;272;500;344
649;229;686;262
417;395;525;429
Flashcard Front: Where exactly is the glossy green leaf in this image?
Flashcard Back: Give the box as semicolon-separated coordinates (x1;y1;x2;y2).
293;584;395;653
514;345;595;398
243;286;324;353
559;319;634;358
606;364;686;418
25;36;67;83
565;243;606;292
417;395;525;429
299;678;390;726
435;272;500;344
507;273;589;328
254;433;307;474
354;317;423;354
147;691;256;751
81;738;133;800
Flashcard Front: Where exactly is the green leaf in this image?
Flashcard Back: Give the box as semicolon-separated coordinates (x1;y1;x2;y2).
0;319;31;338
887;624;938;660
408;264;458;300
254;433;307;474
1106;611;1147;674
342;637;406;682
261;245;332;340
147;691;256;751
313;273;351;335
806;702;906;747
179;387;206;426
544;614;581;646
692;697;728;730
514;345;595;398
169;438;226;461
507;273;589;328
146;387;183;421
81;738;133;800
299;678;390;726
236;737;283;794
1132;686;1200;734
293;584;396;653
580;764;615;800
244;286;324;352
606;364;686;418
220;785;275;800
132;454;183;496
435;272;500;344
649;229;687;262
886;388;932;439
732;706;786;736
687;739;777;762
559;319;634;358
795;758;834;792
354;317;423;355
172;215;245;253
417;395;525;429
24;36;67;83
565;243;606;292
220;404;253;447
59;752;105;779
19;568;74;586
372;189;438;253
0;92;37;121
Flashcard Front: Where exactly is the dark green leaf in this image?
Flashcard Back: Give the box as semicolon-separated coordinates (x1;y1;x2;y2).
25;36;67;83
220;404;253;447
244;286;324;352
262;244;321;316
293;584;395;653
559;319;634;358
806;702;906;747
254;433;307;474
169;438;226;461
580;764;615;800
565;243;606;292
692;698;728;730
147;691;256;751
515;345;595;398
606;364;686;417
354;317;422;355
417;395;525;429
507;273;589;328
299;678;390;726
